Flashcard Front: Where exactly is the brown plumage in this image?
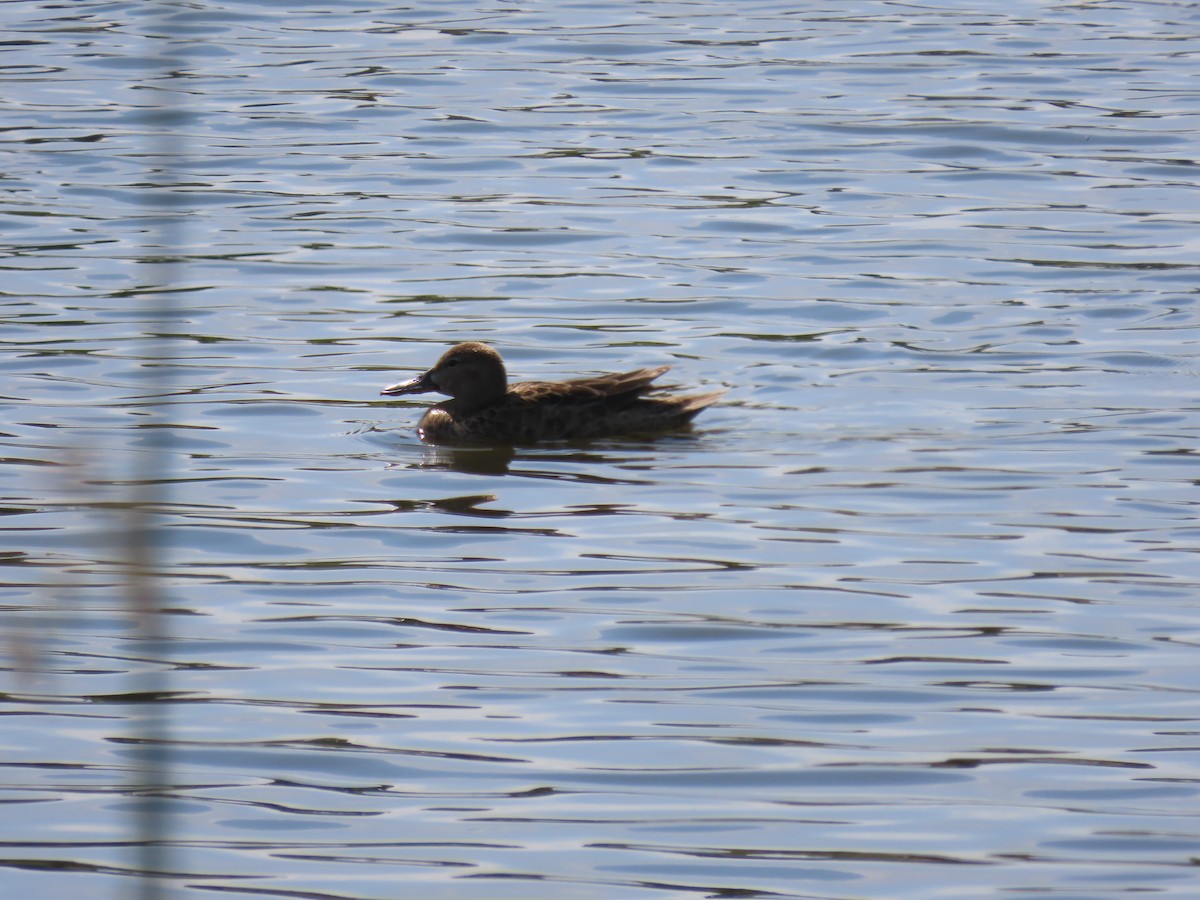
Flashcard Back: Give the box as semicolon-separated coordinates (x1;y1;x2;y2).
380;341;723;445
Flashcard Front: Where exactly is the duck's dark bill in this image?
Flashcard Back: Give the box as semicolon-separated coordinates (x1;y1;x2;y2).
380;373;433;396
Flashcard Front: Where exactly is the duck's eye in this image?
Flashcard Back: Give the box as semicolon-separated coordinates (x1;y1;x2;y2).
443;359;459;368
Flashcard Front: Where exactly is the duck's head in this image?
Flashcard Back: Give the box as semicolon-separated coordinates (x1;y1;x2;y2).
381;341;508;409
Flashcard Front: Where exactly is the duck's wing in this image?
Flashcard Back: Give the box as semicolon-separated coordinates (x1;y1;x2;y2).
515;366;672;402
565;365;672;398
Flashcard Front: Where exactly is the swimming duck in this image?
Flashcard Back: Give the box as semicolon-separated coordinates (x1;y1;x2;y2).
381;341;723;445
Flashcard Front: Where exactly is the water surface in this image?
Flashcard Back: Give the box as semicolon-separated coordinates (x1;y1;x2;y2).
2;1;1199;898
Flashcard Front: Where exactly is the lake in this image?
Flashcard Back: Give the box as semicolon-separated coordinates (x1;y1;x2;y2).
2;1;1199;898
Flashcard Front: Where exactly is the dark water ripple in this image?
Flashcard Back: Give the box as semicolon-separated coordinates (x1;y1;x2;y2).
2;1;1200;898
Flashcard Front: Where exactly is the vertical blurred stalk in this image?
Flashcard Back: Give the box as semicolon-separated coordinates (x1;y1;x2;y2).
128;4;187;897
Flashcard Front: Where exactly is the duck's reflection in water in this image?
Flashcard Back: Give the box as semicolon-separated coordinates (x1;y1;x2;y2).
413;444;516;475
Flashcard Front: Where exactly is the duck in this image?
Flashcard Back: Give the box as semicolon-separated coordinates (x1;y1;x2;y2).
380;341;723;445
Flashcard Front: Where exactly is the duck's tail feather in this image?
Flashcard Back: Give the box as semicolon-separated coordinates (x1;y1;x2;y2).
672;389;727;419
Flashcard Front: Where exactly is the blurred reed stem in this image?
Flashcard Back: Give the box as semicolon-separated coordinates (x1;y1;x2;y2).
128;6;190;896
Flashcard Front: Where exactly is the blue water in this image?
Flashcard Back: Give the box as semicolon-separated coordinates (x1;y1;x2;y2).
2;1;1199;898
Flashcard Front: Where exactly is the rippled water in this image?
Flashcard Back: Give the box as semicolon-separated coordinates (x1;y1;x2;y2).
3;1;1199;898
